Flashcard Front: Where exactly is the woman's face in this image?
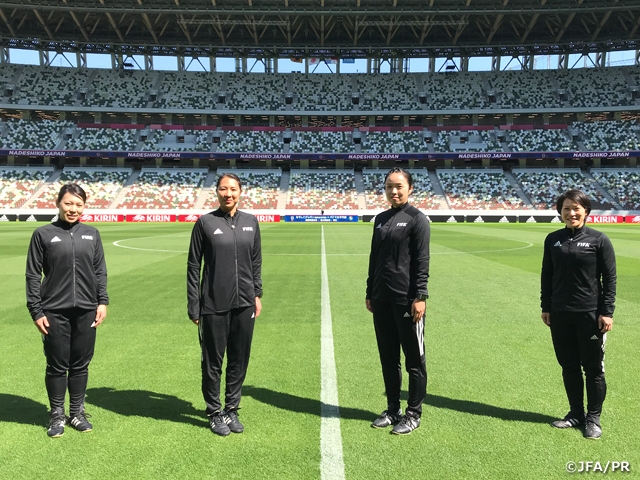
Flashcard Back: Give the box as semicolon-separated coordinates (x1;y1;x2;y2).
561;198;587;230
57;192;85;224
217;176;241;214
385;172;413;208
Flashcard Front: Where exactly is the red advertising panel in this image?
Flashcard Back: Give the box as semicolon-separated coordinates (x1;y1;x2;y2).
625;215;640;224
80;213;124;222
255;214;281;223
586;215;624;224
126;214;176;223
178;214;202;222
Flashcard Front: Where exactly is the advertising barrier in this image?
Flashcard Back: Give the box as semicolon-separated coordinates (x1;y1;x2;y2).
126;214;177;223
519;215;562;223
177;214;281;222
18;214;59;222
424;214;466;223
254;214;281;223
284;215;358;223
467;214;518;223
80;213;125;222
586;215;625;224
178;214;202;222
4;211;640;224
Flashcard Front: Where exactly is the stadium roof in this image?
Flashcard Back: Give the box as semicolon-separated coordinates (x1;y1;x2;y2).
1;0;640;60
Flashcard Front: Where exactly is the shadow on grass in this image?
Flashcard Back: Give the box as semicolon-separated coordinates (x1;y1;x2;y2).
0;394;48;425
243;385;375;422
86;387;206;428
424;393;556;424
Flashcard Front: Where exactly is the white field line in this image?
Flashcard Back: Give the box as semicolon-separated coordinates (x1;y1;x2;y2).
320;226;346;480
113;237;534;256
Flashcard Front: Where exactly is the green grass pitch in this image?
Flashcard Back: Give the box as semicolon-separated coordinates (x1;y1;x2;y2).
1;221;639;479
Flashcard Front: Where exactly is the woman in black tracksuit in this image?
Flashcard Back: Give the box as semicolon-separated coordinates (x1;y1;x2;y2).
366;167;430;435
26;184;109;438
187;173;262;437
541;189;616;440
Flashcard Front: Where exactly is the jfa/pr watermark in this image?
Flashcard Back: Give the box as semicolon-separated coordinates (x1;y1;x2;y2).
566;461;630;473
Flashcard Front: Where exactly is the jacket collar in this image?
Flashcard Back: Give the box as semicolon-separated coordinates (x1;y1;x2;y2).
213;208;240;219
391;202;411;213
565;224;586;237
53;219;79;230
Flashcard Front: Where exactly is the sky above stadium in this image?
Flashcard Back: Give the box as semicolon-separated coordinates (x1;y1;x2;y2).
7;48;637;73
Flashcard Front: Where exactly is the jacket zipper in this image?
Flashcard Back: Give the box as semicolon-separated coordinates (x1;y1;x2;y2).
70;229;77;307
233;216;239;307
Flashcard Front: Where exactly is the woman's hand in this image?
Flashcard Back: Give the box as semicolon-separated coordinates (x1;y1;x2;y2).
541;312;551;327
34;316;49;334
94;304;107;327
255;297;262;318
411;299;426;323
598;315;613;333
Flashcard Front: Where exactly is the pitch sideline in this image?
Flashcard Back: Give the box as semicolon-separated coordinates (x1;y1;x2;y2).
320;226;346;480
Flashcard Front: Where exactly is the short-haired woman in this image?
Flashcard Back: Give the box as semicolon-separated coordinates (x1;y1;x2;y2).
366;167;430;435
26;184;109;437
187;173;262;436
541;189;616;440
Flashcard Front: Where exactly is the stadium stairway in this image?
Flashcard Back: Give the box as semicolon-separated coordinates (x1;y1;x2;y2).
582;170;624;209
354;171;367;209
427;170;450;209
480;73;493;101
277;170;290;209
567;125;586;150
77;70;98;107
21;169;61;208
503;171;534;208
194;170;218;209
149;72;164;108
621;69;640;106
108;170;140;208
548;74;569;108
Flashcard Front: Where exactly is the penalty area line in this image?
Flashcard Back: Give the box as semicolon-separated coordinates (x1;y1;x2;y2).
320;226;345;480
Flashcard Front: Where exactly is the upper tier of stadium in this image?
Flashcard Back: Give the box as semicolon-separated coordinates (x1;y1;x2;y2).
3;118;640;155
3;64;640;114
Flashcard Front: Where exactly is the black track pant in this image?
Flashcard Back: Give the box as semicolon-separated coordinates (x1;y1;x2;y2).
550;311;606;426
371;299;427;417
42;308;96;415
199;306;255;416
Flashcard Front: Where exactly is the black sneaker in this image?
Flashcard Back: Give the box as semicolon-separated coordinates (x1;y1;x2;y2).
551;413;584;429
371;409;402;429
209;412;230;436
224;410;244;434
583;421;602;440
69;411;93;432
391;413;420;435
47;409;66;438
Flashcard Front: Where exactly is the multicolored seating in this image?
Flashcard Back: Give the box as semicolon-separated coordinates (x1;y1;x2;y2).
29;168;131;209
438;170;525;209
286;170;358;209
0;168;53;208
116;168;207;209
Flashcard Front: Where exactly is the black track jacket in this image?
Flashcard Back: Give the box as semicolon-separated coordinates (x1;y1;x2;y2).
26;220;109;321
366;202;430;305
541;225;616;316
187;209;262;319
